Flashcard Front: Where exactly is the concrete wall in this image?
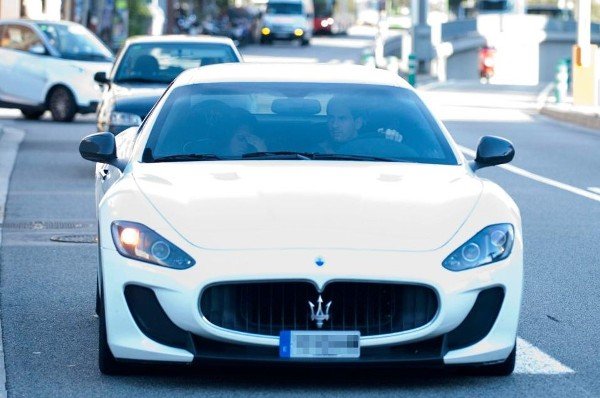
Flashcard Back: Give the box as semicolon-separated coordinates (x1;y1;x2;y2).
446;46;480;80
435;35;486;81
539;33;600;82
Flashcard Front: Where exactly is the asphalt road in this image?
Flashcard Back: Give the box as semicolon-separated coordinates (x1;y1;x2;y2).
0;29;599;397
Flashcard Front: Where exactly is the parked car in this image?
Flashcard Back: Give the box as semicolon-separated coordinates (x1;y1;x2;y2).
94;35;242;134
79;63;522;376
227;6;262;45
0;19;114;121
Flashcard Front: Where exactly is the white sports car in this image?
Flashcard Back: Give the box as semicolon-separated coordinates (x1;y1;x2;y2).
80;64;522;375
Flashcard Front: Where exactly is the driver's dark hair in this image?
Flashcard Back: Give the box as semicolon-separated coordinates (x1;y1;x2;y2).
326;95;364;119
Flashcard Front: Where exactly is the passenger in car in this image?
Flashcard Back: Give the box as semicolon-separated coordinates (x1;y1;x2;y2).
220;108;266;155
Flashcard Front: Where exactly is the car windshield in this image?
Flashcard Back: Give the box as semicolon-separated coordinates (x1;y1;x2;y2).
36;22;113;62
144;83;458;165
267;3;303;14
114;42;239;85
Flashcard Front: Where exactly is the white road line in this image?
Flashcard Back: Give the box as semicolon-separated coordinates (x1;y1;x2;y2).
588;187;600;195
515;337;574;374
536;82;555;111
0;127;25;398
459;145;600;203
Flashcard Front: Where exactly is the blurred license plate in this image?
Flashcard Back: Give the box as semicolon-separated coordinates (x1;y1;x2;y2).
279;331;360;358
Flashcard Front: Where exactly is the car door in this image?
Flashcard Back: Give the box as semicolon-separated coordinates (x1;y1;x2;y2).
0;24;49;105
0;24;21;103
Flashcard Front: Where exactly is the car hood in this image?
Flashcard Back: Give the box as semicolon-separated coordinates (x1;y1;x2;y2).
110;84;167;116
133;162;481;251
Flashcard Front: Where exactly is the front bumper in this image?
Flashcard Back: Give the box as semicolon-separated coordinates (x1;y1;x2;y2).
261;29;306;41
100;242;523;366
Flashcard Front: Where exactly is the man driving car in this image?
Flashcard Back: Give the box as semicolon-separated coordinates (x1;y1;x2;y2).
316;95;365;153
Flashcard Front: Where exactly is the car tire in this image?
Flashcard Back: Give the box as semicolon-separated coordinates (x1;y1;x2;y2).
48;86;77;122
467;344;516;376
98;292;128;375
21;109;45;120
301;38;310;46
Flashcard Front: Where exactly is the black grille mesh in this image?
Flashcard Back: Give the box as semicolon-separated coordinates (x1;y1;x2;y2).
200;282;438;337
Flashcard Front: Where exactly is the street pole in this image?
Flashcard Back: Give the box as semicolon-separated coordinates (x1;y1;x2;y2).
572;0;598;105
577;0;591;67
410;0;432;74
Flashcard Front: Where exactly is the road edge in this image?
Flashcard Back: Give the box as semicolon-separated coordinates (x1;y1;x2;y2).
537;83;600;132
0;125;25;398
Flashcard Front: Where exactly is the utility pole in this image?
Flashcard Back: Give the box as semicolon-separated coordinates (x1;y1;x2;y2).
572;0;598;105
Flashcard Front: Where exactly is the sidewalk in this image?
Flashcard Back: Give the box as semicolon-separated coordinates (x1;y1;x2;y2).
539;90;600;131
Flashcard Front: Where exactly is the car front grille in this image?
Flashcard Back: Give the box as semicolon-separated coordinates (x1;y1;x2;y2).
200;281;438;337
271;25;293;33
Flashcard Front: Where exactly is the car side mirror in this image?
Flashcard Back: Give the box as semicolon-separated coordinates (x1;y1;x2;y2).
471;135;515;171
94;71;110;85
79;132;125;170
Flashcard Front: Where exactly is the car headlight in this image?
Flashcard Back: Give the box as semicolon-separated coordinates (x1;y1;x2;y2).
110;111;142;127
442;224;514;271
110;221;195;269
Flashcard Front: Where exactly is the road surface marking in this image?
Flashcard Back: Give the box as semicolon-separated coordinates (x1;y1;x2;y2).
459;145;600;203
536;82;555;110
0;127;25;398
588;187;600;195
515;338;574;374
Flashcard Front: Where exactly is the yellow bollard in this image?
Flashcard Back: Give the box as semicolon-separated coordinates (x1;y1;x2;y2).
572;44;599;106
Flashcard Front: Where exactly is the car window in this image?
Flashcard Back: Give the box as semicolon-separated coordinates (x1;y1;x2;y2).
144;82;457;165
1;25;44;52
267;2;303;14
36;22;113;61
0;25;6;48
114;42;239;84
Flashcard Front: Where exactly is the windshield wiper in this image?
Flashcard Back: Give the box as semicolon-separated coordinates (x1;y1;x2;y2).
242;152;401;162
150;154;223;163
242;151;313;160
311;153;398;162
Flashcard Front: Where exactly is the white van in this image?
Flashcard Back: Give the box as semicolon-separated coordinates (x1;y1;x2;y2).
0;20;113;122
260;0;314;46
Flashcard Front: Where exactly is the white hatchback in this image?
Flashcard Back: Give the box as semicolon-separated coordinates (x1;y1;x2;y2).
0;19;113;121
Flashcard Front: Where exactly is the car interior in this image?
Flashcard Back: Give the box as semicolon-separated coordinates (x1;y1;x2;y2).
149;99;445;161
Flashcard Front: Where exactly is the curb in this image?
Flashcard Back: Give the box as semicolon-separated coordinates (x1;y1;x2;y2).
540;104;600;130
537;84;600;131
0;125;25;398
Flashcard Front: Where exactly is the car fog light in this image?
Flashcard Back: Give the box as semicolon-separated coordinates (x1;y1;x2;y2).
294;29;304;36
327;18;334;24
262;27;271;35
321;20;329;27
462;243;481;262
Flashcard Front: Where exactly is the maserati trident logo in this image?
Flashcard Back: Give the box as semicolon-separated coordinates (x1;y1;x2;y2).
308;295;332;328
